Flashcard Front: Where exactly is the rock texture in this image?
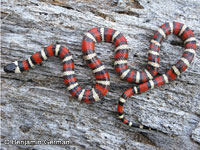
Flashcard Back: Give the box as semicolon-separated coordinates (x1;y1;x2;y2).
1;0;200;149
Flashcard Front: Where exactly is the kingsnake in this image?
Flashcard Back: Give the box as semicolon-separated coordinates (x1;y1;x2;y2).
4;22;197;131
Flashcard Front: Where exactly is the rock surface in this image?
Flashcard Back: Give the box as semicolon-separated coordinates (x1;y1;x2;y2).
1;0;200;149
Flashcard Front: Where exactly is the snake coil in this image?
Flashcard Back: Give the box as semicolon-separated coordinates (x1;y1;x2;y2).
4;22;197;130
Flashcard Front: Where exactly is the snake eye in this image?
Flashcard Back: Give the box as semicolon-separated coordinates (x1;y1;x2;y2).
4;63;17;73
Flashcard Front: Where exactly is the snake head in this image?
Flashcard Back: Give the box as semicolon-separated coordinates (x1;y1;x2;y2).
4;63;17;73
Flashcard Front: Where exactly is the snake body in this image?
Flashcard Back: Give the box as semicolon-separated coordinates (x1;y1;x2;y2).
4;22;196;130
117;22;196;129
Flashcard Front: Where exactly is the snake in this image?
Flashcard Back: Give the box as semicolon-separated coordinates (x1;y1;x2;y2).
4;22;196;130
117;22;197;129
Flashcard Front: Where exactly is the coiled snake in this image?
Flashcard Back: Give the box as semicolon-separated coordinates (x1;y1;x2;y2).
4;22;197;130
